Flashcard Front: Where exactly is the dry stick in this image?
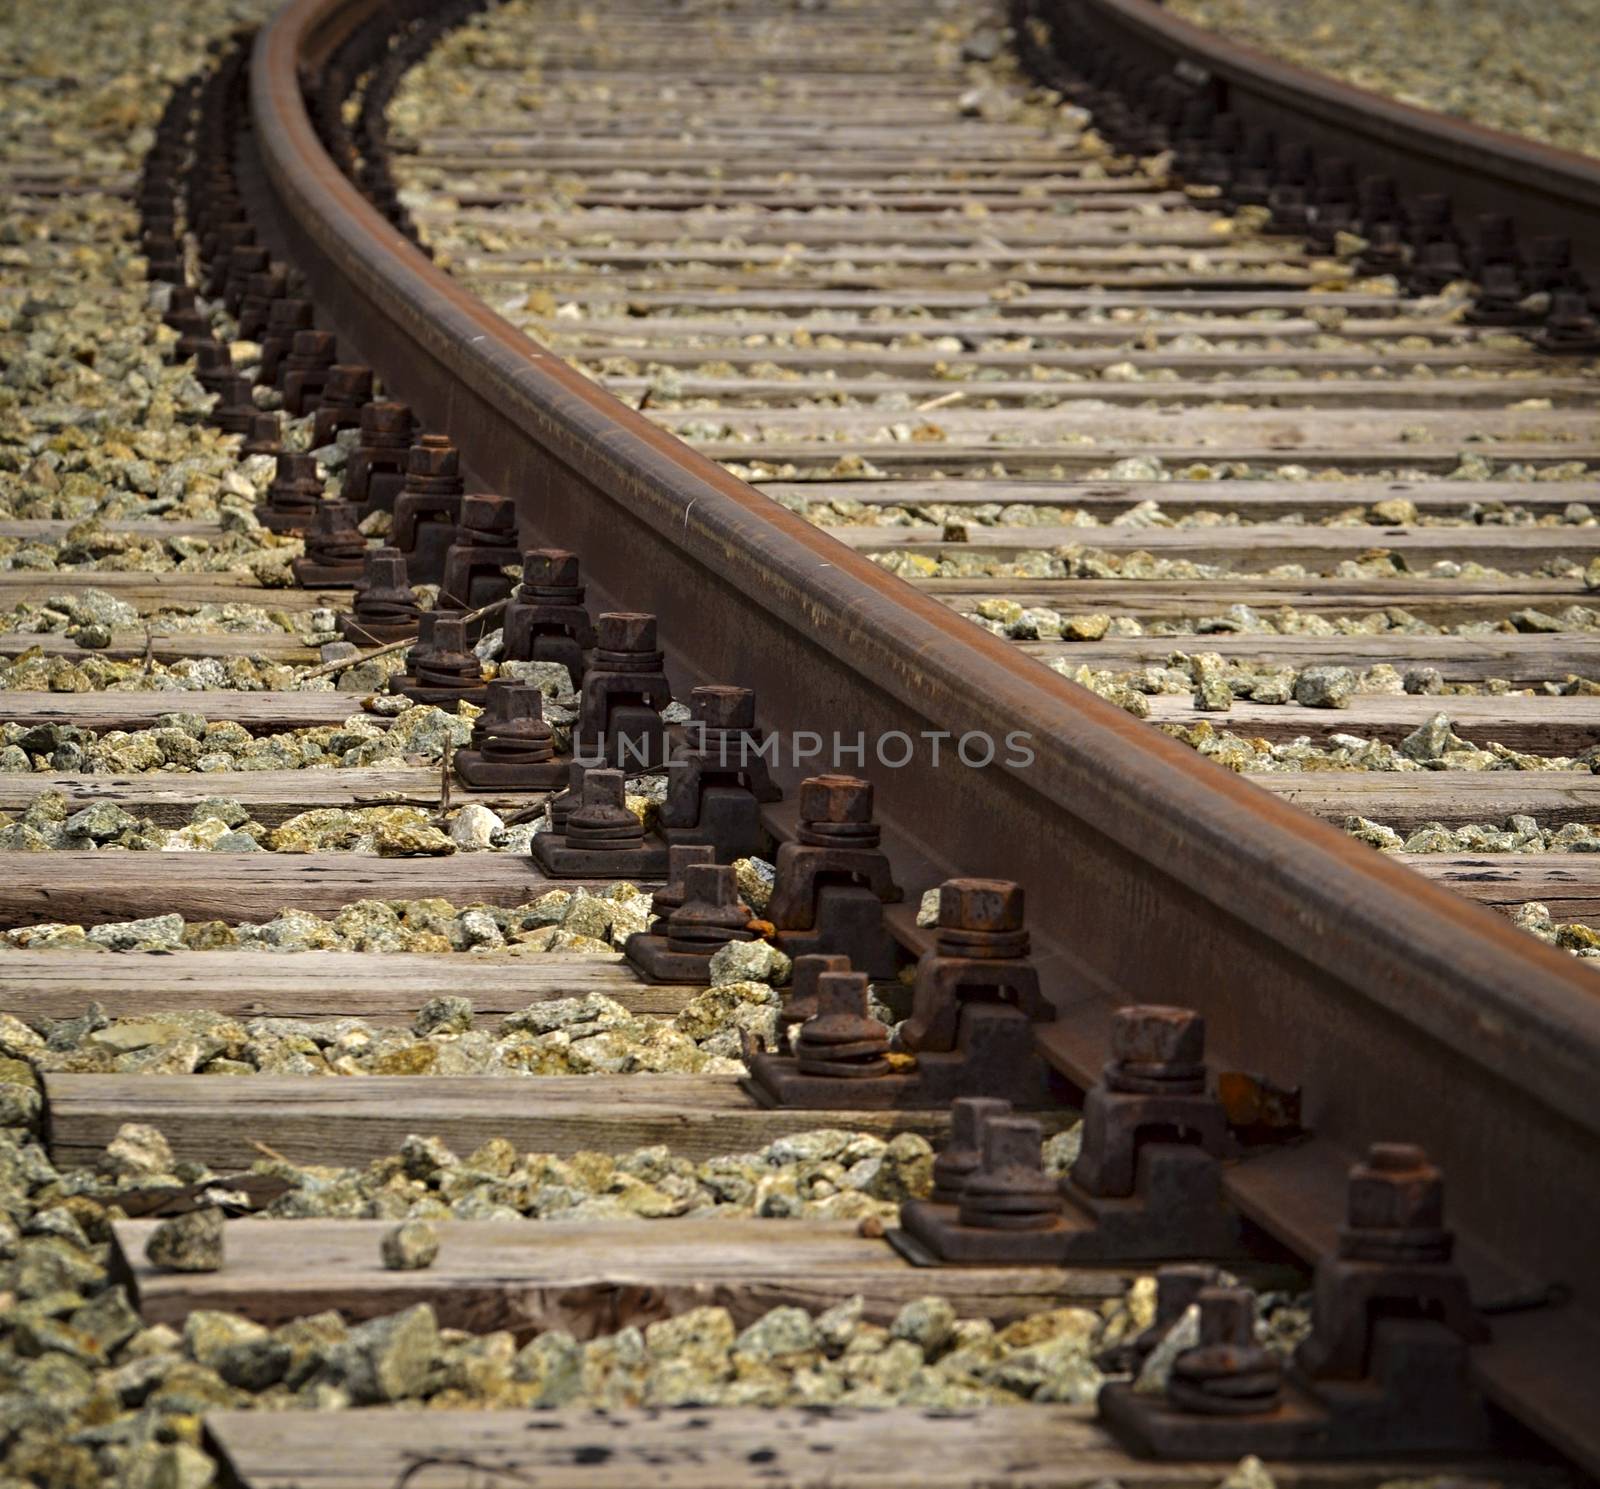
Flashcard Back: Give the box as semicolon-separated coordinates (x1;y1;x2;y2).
296;596;509;684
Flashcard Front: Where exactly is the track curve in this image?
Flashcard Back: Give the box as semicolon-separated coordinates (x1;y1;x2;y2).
251;0;1600;1468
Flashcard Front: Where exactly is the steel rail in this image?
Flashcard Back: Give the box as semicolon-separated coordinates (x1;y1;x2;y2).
1034;0;1600;287
254;0;1600;1467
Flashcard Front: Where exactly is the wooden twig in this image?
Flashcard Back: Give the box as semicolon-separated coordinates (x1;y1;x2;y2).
295;597;508;684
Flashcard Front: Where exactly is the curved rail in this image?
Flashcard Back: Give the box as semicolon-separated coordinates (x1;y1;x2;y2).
1032;0;1600;285
253;0;1600;1466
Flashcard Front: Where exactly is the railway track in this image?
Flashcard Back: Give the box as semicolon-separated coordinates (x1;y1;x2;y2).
3;0;1600;1484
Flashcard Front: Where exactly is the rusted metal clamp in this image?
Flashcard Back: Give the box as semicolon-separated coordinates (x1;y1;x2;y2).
767;774;902;978
574;612;672;771
310;364;374;448
659;684;781;864
212;373;259;437
744;968;919;1109
894;878;1055;1101
241;413;281;457
222;244;269;317
455;679;565;790
532;767;668;878
390;434;463;585
439;492;520;612
892;1005;1246;1264
292;500;366;587
502;548;595;685
393;612;486;709
342;400;415;514
338;548;418;644
280;329;337;416
237;264;288;340
625;863;762;983
257;450;323;533
776;951;851;1040
640;844;717;935
1099;1142;1494;1458
257;297;313;386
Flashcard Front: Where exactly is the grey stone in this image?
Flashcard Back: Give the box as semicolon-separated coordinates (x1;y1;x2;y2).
327;1303;441;1403
413;996;473;1036
1291;666;1356;709
381;1220;440;1271
145;1208;225;1273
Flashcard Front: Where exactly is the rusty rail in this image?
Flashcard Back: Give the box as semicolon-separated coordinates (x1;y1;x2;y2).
1026;0;1600;290
251;0;1600;1468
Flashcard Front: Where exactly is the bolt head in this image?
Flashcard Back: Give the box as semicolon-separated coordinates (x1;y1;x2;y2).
597;612;657;653
814;970;871;1017
325;365;373;400
666;844;716;882
1110;1005;1205;1067
365;554;407;589
460;493;513;531
939;878;1023;933
275;452;318;482
291;329;334;357
407;437;458;478
980;1116;1044;1173
311;501;356;534
789;953;850;999
798;774;872;825
500;684;546;723
949;1096;1011;1146
267;298;312;329
682;863;739;908
582;769;627;809
522;548;579;588
361;400;411;435
1347;1142;1443;1231
691;685;754;730
431;616;467;653
1195;1286;1255;1347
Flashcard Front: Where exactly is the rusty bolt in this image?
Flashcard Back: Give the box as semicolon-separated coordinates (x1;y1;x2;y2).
291;329;336;362
431;615;469;657
980;1117;1045;1178
1347;1142;1443;1232
360;400;412;437
1110;1005;1205;1068
363;553;409;592
266;298;313;332
460;492;514;531
680;863;743;910
932;1095;1012;1203
407;434;458;479
274;452;319;486
582;769;628;812
323;364;372;403
805;971;883;1042
1195;1286;1255;1347
597;612;657;653
939;878;1024;933
798;774;872;826
667;843;716;881
1153;1264;1221;1330
242;413;280;456
522;548;579;588
691;685;754;731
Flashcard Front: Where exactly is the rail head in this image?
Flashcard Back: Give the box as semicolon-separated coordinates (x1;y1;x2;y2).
254;0;1600;1460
